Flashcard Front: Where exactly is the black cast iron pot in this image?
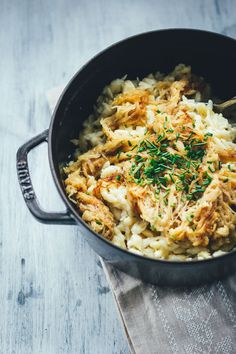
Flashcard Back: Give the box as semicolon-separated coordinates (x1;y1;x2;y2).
17;29;236;286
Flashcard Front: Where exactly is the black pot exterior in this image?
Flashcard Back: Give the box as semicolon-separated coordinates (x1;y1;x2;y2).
18;29;236;286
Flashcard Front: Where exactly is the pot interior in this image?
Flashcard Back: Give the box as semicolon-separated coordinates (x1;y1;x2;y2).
50;29;236;196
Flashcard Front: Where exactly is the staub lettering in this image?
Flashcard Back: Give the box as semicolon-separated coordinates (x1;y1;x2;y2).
17;160;34;200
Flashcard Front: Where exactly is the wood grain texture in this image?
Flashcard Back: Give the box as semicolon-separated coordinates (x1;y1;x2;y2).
0;0;236;353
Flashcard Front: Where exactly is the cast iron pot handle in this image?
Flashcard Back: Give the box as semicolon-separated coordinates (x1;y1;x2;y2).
16;129;76;225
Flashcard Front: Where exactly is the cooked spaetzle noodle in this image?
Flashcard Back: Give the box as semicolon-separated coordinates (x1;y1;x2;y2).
64;64;236;260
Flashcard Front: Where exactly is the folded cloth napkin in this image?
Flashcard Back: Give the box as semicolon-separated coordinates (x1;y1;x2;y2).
47;87;236;354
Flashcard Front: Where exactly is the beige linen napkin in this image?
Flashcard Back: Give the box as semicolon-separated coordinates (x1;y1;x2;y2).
47;87;236;354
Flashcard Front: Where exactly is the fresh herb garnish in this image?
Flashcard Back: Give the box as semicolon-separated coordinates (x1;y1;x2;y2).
164;116;168;129
129;128;212;200
186;214;194;223
176;133;180;141
204;132;213;140
208;166;215;173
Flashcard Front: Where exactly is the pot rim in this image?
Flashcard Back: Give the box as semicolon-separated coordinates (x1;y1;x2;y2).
48;28;236;266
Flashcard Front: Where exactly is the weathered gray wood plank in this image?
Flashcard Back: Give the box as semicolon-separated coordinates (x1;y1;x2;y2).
1;0;236;353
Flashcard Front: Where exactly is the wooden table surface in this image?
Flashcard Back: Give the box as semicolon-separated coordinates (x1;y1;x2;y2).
1;0;236;353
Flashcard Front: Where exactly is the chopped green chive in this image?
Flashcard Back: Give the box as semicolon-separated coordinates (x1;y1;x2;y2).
135;155;145;163
169;174;175;183
117;149;122;158
166;128;174;133
193;142;207;147
186;214;194;222
208;166;215;173
204;132;213;140
188;132;194;139
164;116;168;129
131;144;137;151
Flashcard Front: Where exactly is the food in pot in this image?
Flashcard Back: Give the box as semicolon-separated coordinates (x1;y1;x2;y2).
64;64;236;260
